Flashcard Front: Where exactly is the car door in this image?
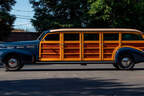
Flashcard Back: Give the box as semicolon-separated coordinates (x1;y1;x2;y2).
39;32;61;61
82;32;101;61
102;32;120;61
62;32;81;61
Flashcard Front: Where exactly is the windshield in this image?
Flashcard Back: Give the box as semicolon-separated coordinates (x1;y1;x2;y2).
37;31;47;40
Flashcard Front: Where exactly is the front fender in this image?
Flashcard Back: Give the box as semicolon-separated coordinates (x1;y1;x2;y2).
115;47;144;64
0;49;33;64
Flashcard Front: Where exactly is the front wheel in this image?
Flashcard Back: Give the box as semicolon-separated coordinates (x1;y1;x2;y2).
4;56;24;71
117;54;135;70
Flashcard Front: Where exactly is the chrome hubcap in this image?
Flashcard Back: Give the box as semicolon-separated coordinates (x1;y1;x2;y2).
8;58;18;67
121;57;131;67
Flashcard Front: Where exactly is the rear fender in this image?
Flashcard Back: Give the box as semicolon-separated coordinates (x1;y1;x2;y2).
115;47;144;64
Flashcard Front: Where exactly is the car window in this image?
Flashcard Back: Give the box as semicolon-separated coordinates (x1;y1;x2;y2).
104;33;119;40
64;33;79;41
84;33;99;41
44;33;59;41
37;32;46;40
122;33;143;40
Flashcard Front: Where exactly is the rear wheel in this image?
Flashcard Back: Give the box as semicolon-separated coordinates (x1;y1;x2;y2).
4;55;23;71
118;54;135;70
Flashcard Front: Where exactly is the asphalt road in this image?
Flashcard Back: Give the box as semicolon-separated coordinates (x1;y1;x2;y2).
1;63;144;96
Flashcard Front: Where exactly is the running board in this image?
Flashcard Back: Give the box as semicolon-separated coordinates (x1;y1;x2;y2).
36;61;114;64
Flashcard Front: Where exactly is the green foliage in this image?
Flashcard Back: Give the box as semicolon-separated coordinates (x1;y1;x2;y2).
0;0;16;41
30;0;89;32
87;0;111;27
30;0;144;32
109;0;144;31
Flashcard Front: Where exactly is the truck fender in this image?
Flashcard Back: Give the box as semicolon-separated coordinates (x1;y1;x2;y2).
2;49;33;64
115;47;144;64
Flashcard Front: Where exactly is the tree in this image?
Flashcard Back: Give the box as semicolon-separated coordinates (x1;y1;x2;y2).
30;0;89;32
111;0;144;31
0;0;16;41
30;0;144;32
87;0;111;28
88;0;144;31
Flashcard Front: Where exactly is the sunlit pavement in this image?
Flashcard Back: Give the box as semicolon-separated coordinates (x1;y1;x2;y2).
1;63;144;96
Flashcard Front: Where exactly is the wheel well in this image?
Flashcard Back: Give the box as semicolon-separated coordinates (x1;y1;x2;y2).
118;52;135;62
2;53;21;63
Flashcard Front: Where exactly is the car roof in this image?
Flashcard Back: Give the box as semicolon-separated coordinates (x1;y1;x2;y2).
50;28;142;33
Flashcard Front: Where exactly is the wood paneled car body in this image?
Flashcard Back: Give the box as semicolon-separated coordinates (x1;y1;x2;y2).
0;28;144;71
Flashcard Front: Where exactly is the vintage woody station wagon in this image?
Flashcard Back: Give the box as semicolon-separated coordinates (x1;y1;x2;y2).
0;28;144;71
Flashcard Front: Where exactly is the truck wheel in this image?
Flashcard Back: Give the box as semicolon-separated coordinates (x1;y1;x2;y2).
4;56;24;71
118;54;135;70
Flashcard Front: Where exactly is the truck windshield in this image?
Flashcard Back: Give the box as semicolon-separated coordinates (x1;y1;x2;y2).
37;32;46;40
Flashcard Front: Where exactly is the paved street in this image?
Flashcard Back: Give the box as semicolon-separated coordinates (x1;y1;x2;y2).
1;63;144;96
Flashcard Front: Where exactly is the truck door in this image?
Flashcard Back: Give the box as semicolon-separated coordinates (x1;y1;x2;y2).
39;32;61;61
62;32;81;61
82;32;101;61
102;32;120;61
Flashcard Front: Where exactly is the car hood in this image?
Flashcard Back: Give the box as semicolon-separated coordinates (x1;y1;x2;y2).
0;40;39;46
